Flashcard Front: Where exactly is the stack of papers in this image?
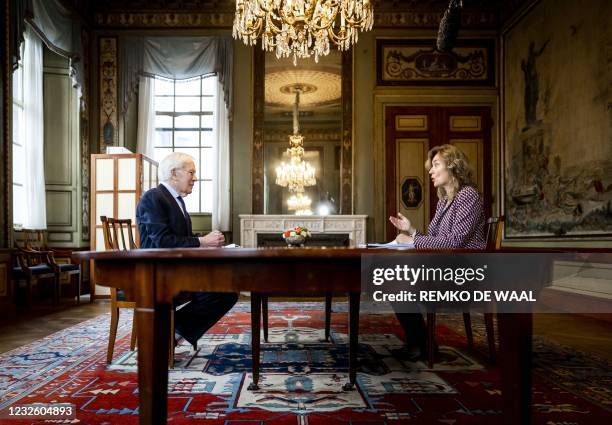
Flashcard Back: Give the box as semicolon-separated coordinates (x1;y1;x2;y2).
365;240;415;250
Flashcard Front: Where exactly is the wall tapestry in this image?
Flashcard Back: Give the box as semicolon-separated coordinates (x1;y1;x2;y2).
503;0;612;238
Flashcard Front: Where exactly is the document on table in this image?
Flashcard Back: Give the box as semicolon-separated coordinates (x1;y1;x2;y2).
364;240;415;250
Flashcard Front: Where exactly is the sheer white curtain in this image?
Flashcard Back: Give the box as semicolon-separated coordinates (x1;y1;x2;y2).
213;78;230;231
22;26;46;229
136;76;156;159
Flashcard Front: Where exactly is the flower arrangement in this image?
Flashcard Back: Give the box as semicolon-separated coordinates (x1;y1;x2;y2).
282;226;312;239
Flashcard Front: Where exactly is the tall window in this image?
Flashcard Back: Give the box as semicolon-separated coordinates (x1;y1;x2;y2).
153;75;217;214
12;61;26;228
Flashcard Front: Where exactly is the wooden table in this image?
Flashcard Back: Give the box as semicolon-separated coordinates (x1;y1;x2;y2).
74;248;532;425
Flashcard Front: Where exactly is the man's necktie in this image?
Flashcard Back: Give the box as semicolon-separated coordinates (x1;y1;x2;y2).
176;196;192;235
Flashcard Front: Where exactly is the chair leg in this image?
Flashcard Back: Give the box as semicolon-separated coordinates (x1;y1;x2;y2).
130;310;137;351
76;272;82;305
169;309;175;368
427;312;436;369
324;293;332;342
57;275;62;302
56;275;61;305
107;307;120;364
463;313;474;349
26;277;33;310
53;275;60;305
262;295;269;342
484;313;496;363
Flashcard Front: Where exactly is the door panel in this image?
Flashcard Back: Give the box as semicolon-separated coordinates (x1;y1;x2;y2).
450;138;484;194
449;115;482;132
395;115;429;131
396;138;429;234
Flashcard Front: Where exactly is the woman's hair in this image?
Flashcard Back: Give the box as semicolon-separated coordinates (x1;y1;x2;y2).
425;144;474;200
158;152;195;183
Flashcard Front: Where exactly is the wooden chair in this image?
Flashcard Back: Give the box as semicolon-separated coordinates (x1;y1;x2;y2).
101;216;138;364
480;216;505;360
21;229;82;304
12;241;59;308
101;216;176;367
426;216;504;368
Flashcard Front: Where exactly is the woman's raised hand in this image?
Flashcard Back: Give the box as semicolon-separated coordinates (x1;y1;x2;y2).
389;212;412;232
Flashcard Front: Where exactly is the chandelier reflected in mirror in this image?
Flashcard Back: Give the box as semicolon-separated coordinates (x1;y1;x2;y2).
233;0;374;64
275;85;316;215
287;193;313;215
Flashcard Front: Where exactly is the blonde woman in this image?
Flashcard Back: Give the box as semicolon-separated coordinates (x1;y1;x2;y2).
389;144;485;249
388;144;486;358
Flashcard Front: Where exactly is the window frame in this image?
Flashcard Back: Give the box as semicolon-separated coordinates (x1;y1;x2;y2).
12;56;26;229
153;74;217;215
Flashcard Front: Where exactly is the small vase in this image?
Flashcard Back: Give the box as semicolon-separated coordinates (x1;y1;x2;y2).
285;235;306;247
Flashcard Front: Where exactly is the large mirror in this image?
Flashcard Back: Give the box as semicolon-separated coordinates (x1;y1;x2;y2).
252;49;352;215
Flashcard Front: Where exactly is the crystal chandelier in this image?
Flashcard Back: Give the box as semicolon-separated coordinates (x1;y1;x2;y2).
275;86;316;215
275;133;316;191
233;0;374;64
275;86;316;192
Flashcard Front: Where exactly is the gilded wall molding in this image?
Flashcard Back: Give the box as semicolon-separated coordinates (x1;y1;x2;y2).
340;50;353;214
374;10;497;29
376;39;495;86
81;27;90;241
263;128;341;143
94;12;234;28
252;47;265;214
92;10;497;30
99;37;118;152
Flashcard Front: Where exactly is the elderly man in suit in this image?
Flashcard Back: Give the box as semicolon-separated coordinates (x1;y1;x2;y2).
136;152;238;349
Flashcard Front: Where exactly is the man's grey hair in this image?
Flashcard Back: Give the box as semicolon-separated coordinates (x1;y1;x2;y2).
158;152;195;183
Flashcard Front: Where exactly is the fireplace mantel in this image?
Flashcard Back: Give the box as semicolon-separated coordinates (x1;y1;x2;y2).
239;215;367;248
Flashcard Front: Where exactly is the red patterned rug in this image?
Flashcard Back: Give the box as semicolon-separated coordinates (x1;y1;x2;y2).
0;302;610;424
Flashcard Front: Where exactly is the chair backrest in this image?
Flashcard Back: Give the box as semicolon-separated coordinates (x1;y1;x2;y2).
13;229;52;267
14;229;46;250
100;216;138;251
485;216;504;251
23;229;48;250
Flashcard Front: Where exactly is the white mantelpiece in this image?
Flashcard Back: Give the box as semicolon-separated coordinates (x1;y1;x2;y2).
240;215;367;248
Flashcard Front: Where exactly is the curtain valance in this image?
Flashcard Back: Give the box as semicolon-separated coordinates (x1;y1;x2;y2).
120;36;233;116
11;0;85;99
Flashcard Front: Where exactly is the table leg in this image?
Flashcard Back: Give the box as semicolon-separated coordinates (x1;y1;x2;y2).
261;294;268;342
324;292;332;342
249;293;261;391
89;259;96;303
497;313;532;425
343;291;359;391
135;263;171;425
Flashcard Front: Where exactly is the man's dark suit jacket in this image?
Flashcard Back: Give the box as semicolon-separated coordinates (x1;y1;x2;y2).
136;184;200;248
